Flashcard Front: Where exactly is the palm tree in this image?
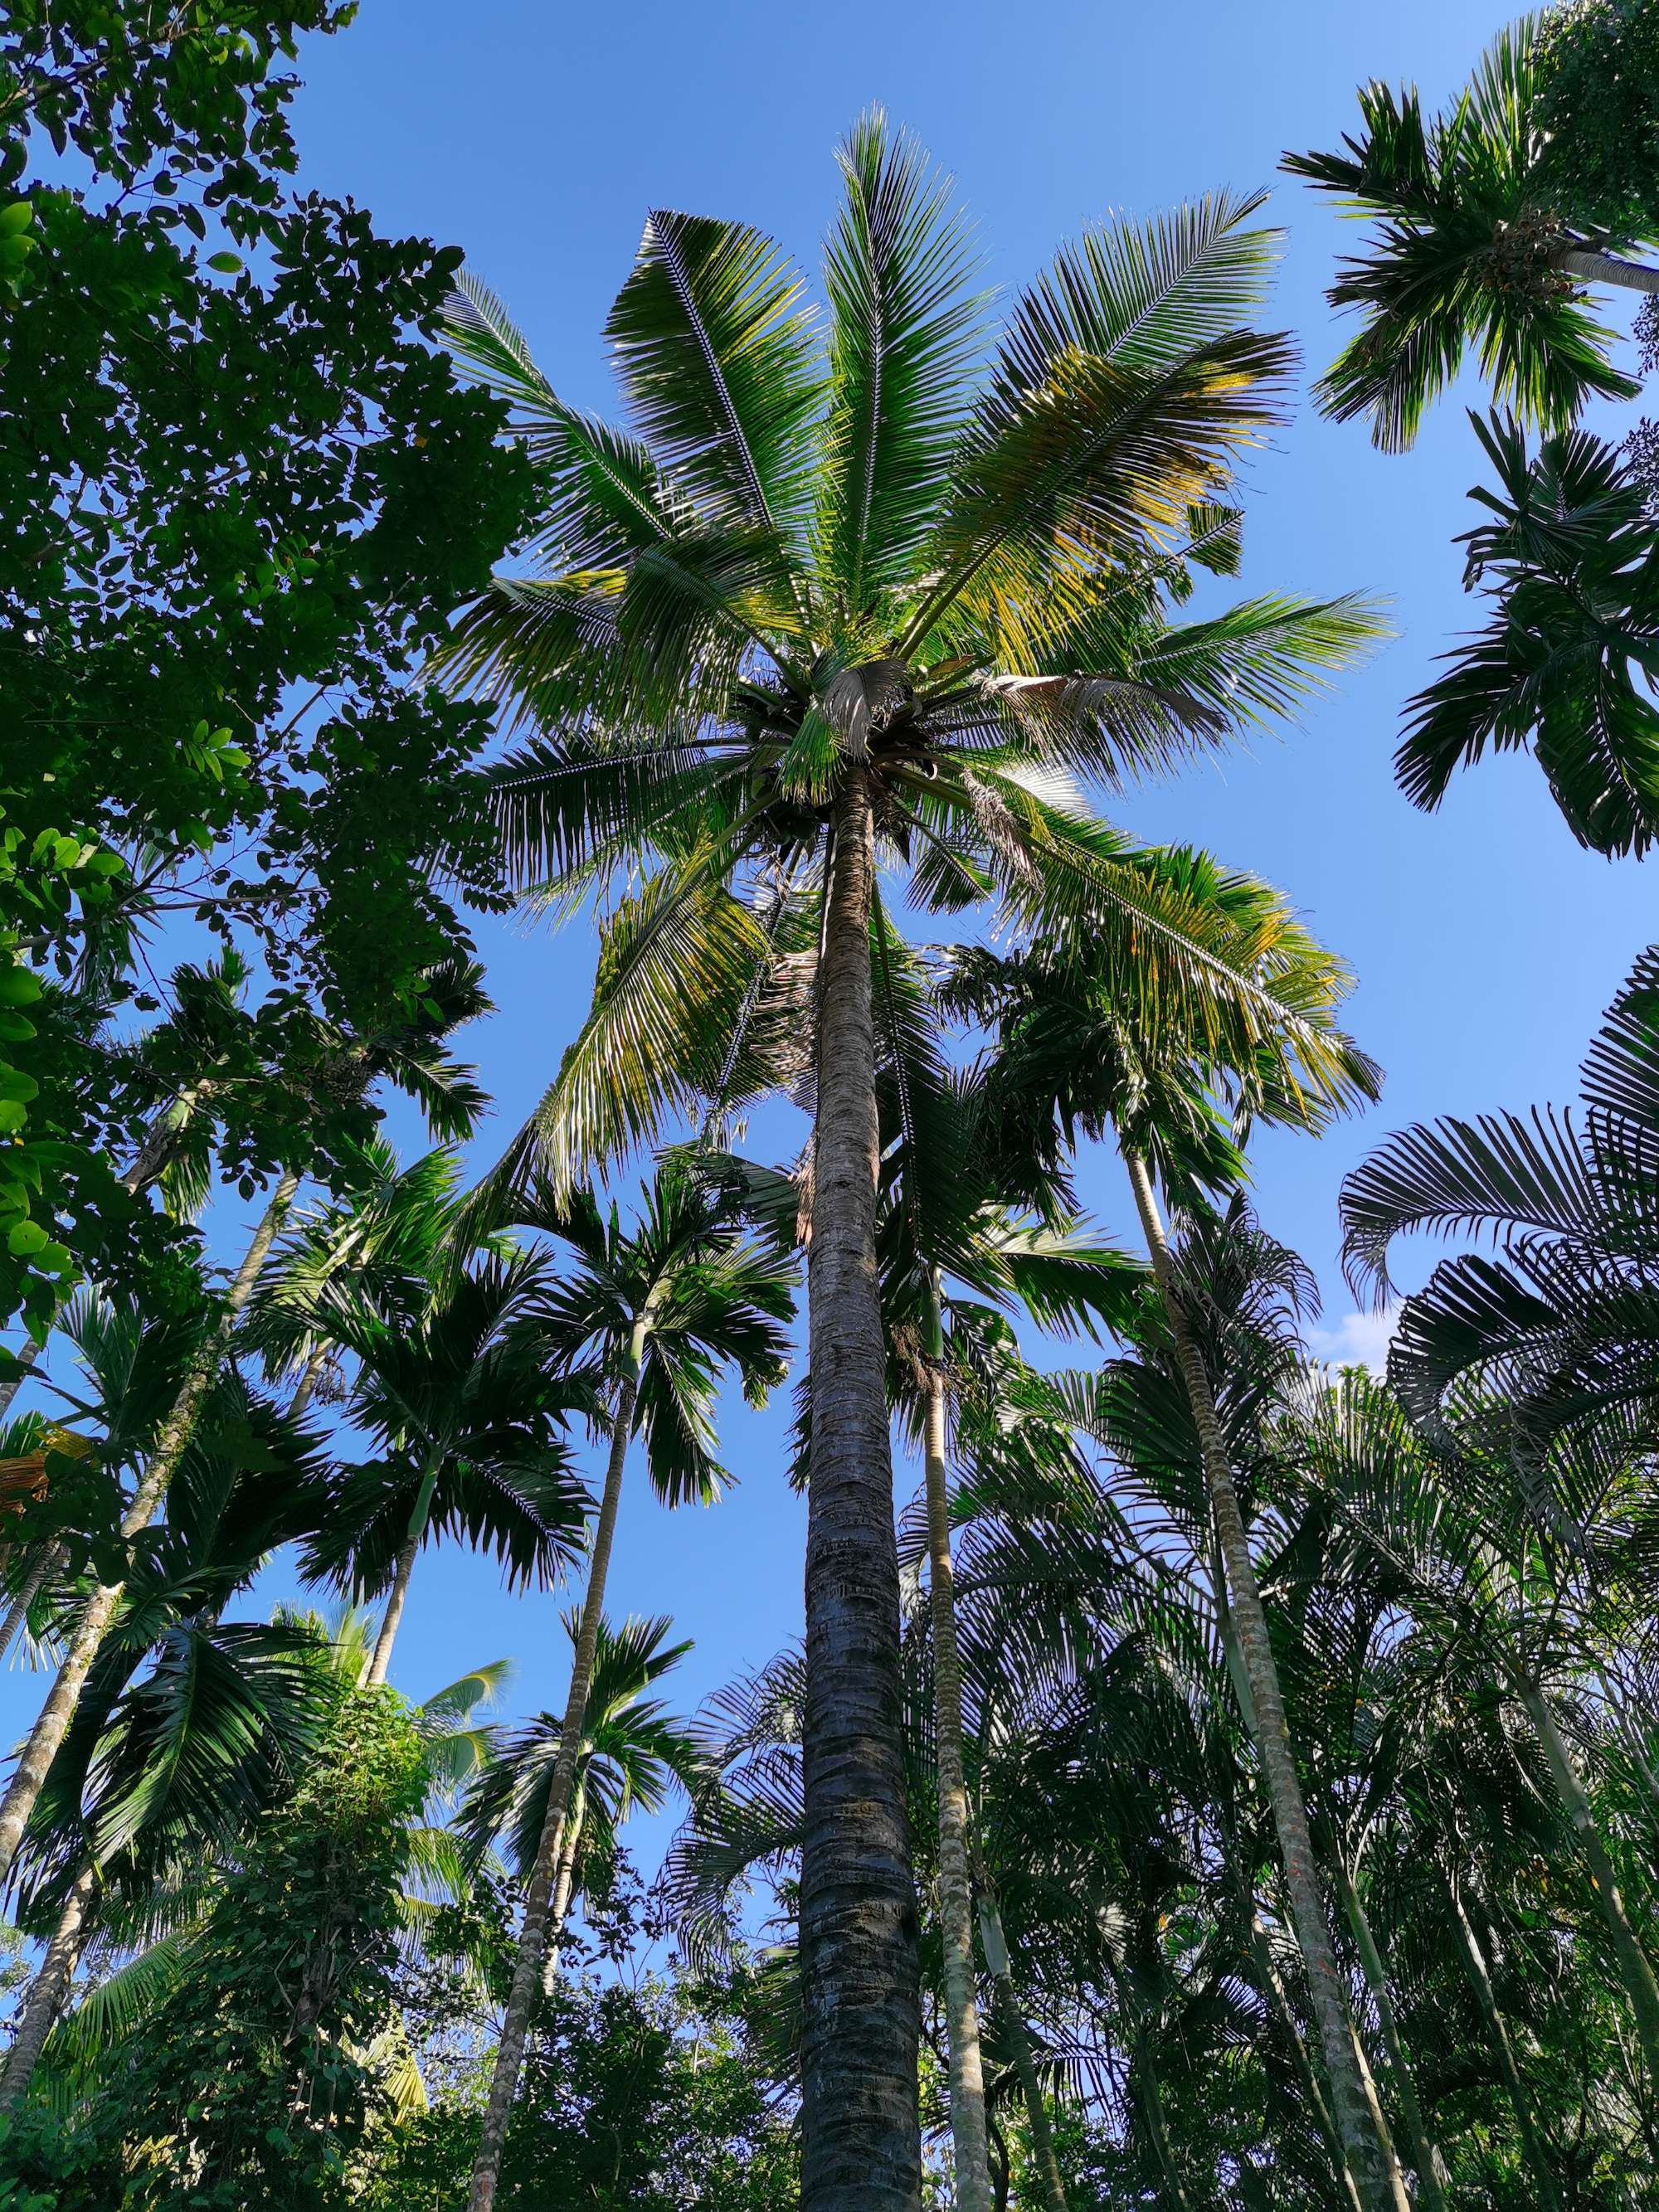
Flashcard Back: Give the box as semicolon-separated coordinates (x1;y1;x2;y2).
465;1164;792;2210
460;1610;704;1981
0;967;494;1892
435;117;1379;2199
1394;411;1659;854
296;1247;593;1687
1283;17;1657;453
949;916;1413;2211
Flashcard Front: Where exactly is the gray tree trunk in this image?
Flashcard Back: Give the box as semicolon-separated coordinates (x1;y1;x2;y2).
468;1332;644;2212
1337;1861;1450;2212
1559;245;1659;294
920;1295;993;2212
1121;1146;1407;2212
0;1171;297;1890
800;768;921;2212
975;1877;1068;2212
1446;1875;1562;2211
540;1791;586;1997
1519;1676;1659;2090
1248;1910;1365;2212
0;1860;97;2100
365;1451;443;1689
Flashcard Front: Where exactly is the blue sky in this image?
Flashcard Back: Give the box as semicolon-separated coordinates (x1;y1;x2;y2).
10;0;1657;1894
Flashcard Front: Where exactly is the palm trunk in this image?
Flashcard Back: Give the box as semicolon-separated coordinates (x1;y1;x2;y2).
0;1861;98;2100
1336;1861;1449;2212
1126;2012;1194;2212
539;1789;586;1997
468;1326;645;2212
1517;1676;1659;2087
365;1451;442;1689
800;767;920;2212
1558;245;1659;294
1445;1875;1561;2210
974;1877;1068;2212
0;1337;44;1426
1121;1145;1405;2212
285;1340;330;1424
0;1542;61;1665
1248;1910;1364;2212
921;1279;992;2212
0;1172;297;1891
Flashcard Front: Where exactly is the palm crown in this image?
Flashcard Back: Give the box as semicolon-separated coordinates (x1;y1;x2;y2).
436;116;1378;1194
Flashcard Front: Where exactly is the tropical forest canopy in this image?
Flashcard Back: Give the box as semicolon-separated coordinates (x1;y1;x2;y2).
1;2;1658;2208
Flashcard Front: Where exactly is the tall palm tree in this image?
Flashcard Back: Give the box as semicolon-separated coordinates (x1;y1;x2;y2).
296;1247;592;1687
465;1165;792;2210
435;115;1379;2201
1284;17;1657;453
949;916;1412;2211
460;1610;704;1980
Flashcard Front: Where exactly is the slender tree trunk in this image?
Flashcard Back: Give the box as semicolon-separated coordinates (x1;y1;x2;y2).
1445;1875;1562;2211
0;1172;297;1891
0;1861;98;2100
0;1543;61;1665
0;1338;44;1427
800;768;920;2212
1121;1145;1406;2212
1518;1676;1659;2088
365;1451;442;1689
1126;2015;1195;2212
285;1340;330;1424
468;1327;645;2212
921;1280;992;2212
1337;1862;1450;2212
1248;1910;1364;2212
1559;245;1659;294
975;1878;1068;2212
540;1791;586;1997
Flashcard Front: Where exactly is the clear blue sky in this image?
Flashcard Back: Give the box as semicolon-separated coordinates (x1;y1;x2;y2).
10;0;1656;1892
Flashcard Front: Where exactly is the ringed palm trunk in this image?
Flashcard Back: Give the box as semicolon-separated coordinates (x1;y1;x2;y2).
921;1278;992;2212
1247;1908;1363;2212
1121;1146;1406;2212
365;1451;443;1689
1336;1860;1450;2212
971;1860;1068;2212
1444;1874;1562;2212
0;1860;98;2101
468;1321;645;2212
1557;245;1659;294
0;1171;298;1892
540;1786;586;1997
1516;1675;1659;2087
800;769;921;2212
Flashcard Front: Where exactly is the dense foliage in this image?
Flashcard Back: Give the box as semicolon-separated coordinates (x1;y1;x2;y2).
1;6;1657;2212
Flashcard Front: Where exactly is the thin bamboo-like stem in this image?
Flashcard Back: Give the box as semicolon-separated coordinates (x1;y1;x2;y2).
922;1279;993;2212
469;1320;645;2212
1121;1145;1407;2212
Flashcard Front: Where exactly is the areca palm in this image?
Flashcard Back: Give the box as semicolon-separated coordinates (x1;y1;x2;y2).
1397;412;1659;854
460;1611;703;1981
297;1247;592;1687
465;1165;792;2210
949;918;1413;2210
435;118;1379;2204
1284;17;1657;453
0;967;494;1896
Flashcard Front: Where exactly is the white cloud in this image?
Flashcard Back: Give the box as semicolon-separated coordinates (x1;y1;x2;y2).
1307;1305;1399;1376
